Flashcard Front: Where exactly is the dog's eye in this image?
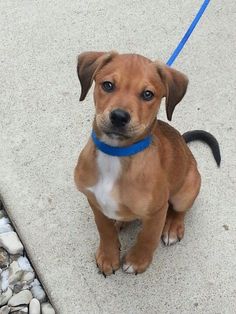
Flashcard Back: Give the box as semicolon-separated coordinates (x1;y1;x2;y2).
102;81;114;92
141;90;154;101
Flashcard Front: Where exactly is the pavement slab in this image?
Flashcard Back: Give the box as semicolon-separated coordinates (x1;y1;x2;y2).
0;1;236;313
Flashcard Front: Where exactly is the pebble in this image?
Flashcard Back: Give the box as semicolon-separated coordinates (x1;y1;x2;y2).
17;308;28;313
0;211;6;219
13;282;29;294
8;290;33;307
0;287;12;306
0;232;23;255
29;298;41;314
30;281;46;303
17;257;33;273
8;261;23;286
0;249;9;268
10;254;22;263
0;305;10;314
10;305;27;312
0;218;13;234
0;269;9;291
21;271;35;284
41;303;55;314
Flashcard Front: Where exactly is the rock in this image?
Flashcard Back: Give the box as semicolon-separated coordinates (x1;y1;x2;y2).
30;284;46;303
8;290;33;307
8;261;23;287
17;307;28;314
0;248;9;268
13;281;32;294
9;258;35;292
30;279;40;288
17;257;33;272
0;218;13;234
0;269;9;291
29;298;41;314
17;308;28;313
0;210;7;219
10;254;22;263
21;271;35;284
10;305;27;312
41;303;55;314
0;305;10;314
0;287;12;306
0;232;23;255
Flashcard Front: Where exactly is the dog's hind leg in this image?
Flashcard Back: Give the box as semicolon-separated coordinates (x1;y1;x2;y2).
162;163;201;246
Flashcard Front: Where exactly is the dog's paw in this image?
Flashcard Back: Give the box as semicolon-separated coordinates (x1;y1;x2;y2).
161;215;185;246
122;248;153;274
96;245;120;277
161;233;181;246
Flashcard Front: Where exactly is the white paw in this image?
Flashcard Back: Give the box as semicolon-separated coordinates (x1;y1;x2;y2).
161;233;179;246
122;263;135;274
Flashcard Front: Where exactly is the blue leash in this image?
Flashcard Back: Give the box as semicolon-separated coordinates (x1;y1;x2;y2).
92;0;211;156
166;0;211;66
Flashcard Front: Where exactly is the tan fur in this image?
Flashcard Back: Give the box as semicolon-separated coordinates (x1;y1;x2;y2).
74;52;201;275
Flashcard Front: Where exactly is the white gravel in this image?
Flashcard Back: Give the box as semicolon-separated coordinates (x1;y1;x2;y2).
0;203;55;313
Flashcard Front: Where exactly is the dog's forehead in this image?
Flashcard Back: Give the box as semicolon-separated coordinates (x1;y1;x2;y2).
97;54;157;82
115;53;152;66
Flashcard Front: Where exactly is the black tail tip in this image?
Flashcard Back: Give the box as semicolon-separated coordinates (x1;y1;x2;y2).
183;130;221;168
216;157;221;167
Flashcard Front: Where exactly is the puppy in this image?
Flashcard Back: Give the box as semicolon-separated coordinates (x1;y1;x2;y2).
74;51;220;276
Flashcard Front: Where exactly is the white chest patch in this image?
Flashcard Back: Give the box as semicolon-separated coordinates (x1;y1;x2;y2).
88;151;121;220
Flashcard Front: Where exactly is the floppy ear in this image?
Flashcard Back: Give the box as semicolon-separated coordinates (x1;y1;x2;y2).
77;51;117;101
156;62;189;121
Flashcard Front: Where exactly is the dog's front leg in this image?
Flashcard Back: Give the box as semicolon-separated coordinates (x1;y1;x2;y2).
88;198;121;276
123;203;168;274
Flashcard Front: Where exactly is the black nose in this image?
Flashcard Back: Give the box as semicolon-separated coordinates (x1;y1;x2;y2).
110;109;131;127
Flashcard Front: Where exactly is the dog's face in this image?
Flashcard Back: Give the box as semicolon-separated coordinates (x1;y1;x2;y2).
77;52;188;143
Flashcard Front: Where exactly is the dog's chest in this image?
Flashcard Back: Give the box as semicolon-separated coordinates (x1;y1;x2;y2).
88;151;121;219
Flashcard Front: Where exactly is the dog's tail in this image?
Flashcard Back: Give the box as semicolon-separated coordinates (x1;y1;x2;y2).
182;130;221;167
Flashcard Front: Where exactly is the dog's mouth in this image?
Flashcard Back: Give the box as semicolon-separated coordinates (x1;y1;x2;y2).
104;130;131;140
98;118;140;141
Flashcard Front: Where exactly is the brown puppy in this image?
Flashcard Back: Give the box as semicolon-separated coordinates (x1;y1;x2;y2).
74;51;219;275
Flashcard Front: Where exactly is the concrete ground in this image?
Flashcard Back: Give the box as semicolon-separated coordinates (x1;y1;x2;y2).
0;0;236;313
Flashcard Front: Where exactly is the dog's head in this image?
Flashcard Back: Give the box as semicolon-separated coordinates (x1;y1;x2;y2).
77;51;188;143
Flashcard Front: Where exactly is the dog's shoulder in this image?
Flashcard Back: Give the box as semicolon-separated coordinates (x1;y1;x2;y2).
156;120;182;139
74;138;98;191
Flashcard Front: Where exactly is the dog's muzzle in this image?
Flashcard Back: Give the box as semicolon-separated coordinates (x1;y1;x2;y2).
109;109;131;128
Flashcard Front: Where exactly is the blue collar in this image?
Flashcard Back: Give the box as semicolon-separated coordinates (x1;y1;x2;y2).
91;131;152;157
